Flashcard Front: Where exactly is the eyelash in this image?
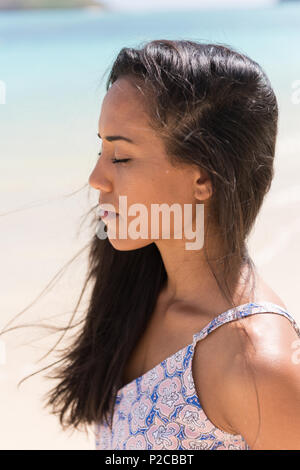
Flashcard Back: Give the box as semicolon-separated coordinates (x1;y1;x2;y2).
97;152;130;164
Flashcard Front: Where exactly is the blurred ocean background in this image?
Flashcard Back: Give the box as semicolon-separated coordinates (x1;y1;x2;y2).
1;2;300;198
0;0;300;449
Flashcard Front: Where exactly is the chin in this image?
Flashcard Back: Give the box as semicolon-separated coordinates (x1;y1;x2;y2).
102;215;154;251
106;234;153;251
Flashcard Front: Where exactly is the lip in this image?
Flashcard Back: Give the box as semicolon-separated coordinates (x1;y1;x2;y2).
99;208;119;221
98;204;119;215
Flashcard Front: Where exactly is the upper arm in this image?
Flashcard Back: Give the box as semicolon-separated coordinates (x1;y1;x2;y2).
223;314;300;450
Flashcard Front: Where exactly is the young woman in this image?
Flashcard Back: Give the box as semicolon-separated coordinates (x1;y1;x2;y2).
87;39;300;450
14;39;300;450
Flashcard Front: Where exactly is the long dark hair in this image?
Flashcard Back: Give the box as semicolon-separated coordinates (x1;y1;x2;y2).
0;39;278;439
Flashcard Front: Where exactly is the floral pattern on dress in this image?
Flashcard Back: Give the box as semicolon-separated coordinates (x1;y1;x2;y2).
95;301;300;450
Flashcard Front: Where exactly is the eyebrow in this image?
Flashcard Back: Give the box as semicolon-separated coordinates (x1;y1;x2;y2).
97;132;135;144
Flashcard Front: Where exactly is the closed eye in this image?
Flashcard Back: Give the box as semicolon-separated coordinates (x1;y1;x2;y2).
98;152;131;164
112;158;131;164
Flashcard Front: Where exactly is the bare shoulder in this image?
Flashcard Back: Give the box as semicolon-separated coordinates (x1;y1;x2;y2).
192;307;300;447
219;311;300;449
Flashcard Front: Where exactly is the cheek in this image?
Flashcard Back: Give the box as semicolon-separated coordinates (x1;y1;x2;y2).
123;174;194;213
115;168;196;229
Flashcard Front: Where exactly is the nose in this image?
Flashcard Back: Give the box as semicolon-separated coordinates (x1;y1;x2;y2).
88;167;99;189
88;159;112;192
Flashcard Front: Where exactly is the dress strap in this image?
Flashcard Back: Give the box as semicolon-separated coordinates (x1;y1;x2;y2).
192;301;300;348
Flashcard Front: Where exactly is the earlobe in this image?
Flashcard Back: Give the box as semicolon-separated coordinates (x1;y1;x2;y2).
194;168;213;201
194;184;212;202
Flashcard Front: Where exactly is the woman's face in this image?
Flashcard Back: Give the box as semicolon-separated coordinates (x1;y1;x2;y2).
88;76;210;251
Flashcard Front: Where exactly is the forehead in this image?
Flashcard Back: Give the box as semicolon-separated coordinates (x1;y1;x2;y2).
98;77;151;138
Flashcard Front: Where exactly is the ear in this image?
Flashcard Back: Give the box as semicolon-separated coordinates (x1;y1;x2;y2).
194;168;213;202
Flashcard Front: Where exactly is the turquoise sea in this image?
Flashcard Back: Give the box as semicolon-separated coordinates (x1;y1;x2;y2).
0;3;299;202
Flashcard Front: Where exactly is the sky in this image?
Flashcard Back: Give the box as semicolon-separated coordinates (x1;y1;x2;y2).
99;0;278;12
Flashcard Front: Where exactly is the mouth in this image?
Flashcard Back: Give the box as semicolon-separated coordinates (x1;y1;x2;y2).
99;209;119;220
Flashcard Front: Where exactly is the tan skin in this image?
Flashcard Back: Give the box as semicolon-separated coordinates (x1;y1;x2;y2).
89;76;300;450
